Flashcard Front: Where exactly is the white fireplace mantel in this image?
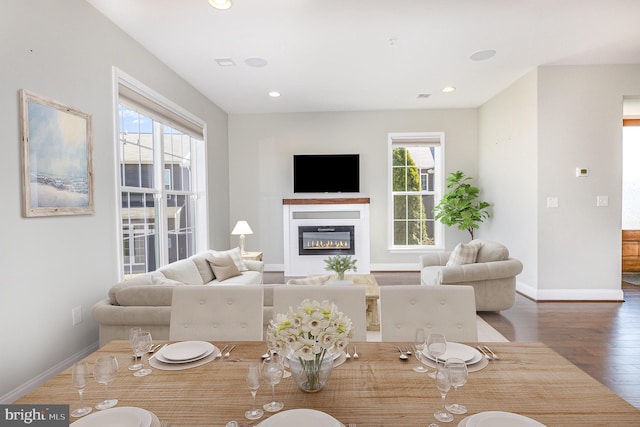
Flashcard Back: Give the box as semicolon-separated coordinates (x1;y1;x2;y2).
283;198;370;277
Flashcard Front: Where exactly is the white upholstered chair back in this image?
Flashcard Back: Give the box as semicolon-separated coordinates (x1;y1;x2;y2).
169;285;264;341
379;285;478;342
272;285;367;341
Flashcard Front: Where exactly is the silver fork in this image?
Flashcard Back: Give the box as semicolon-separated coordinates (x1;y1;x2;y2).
345;345;351;360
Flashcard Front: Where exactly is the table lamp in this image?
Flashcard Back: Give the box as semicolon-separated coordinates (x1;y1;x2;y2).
231;221;253;254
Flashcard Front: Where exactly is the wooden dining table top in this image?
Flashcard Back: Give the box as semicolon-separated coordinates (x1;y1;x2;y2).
15;341;640;426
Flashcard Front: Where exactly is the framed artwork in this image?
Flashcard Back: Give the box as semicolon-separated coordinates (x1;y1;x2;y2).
20;89;94;217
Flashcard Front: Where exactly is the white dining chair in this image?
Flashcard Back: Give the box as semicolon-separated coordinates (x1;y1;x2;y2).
169;285;264;341
272;285;368;341
379;285;478;342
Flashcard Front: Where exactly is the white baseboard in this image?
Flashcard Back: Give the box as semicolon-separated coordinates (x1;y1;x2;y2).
0;342;99;404
517;281;624;301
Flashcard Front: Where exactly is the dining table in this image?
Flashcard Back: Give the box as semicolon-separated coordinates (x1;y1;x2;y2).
14;340;640;426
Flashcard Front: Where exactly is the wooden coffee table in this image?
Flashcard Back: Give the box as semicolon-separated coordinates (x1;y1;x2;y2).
307;273;380;331
341;274;380;331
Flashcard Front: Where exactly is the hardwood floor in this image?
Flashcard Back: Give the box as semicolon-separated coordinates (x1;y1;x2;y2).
264;271;640;409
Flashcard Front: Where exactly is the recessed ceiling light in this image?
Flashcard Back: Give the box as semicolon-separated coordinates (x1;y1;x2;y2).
470;49;496;61
208;0;231;10
215;57;235;67
245;57;268;68
441;86;456;93
268;91;281;98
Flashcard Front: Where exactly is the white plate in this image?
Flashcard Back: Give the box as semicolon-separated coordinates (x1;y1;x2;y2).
465;411;546;427
258;409;342;427
155;343;217;364
423;342;479;363
71;406;152;427
161;341;213;361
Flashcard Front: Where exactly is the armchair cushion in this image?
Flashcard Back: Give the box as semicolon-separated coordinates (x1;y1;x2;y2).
446;242;480;266
472;239;509;262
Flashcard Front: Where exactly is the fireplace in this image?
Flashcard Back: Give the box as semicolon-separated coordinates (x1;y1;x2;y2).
298;225;355;256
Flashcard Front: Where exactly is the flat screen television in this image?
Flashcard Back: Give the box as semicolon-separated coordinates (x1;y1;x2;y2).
293;154;360;193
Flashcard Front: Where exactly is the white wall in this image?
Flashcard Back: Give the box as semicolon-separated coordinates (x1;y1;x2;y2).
479;64;640;301
535;65;640;300
0;0;228;401
228;109;478;271
478;69;539;291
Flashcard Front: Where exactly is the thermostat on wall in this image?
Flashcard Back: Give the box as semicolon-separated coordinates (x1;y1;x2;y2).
576;168;589;177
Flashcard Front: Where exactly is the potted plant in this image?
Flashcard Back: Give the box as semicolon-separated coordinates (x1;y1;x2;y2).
433;170;491;240
323;255;357;280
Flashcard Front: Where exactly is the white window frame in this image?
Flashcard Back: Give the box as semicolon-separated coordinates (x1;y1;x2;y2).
113;69;209;279
388;132;445;251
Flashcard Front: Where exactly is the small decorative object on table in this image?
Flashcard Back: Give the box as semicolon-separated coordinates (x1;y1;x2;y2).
324;255;358;280
267;299;353;392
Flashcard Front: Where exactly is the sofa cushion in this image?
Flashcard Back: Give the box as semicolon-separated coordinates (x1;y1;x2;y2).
286;274;332;286
189;252;216;283
472;240;509;263
158;258;205;285
446;242;480;266
115;285;177;306
210;270;262;285
109;274;155;305
213;247;248;272
208;254;242;281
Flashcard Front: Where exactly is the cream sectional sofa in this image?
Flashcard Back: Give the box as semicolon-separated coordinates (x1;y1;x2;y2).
91;249;281;347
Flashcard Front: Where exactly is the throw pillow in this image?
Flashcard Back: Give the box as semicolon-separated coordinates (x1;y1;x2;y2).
213;247;248;272
446;242;480;266
208;254;242;281
286;274;332;286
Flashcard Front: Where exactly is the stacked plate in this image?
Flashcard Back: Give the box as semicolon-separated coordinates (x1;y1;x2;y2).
154;341;218;364
258;409;343;427
71;407;160;426
423;342;484;366
458;411;547;426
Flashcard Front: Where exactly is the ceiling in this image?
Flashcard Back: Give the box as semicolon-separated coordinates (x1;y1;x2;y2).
86;0;640;115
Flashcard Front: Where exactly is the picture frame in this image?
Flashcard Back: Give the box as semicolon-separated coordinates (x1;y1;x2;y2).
20;89;94;217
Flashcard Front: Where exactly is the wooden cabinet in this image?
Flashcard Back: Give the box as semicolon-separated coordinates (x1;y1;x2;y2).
622;230;640;272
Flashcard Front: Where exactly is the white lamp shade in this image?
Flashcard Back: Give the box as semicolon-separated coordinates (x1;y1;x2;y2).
232;221;253;235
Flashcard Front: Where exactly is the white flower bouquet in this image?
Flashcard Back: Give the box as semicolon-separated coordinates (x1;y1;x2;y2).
267;299;353;391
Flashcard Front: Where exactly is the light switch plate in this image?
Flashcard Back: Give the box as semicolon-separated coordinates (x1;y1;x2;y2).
597;195;609;207
547;196;559;208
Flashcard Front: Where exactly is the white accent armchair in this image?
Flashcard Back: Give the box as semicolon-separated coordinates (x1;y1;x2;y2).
420;240;523;312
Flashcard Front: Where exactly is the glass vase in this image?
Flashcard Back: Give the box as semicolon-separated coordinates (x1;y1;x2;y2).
288;354;334;392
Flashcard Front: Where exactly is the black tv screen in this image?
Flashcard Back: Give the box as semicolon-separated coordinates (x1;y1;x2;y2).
293;154;360;193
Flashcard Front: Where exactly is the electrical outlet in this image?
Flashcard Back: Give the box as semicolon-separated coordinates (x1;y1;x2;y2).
72;306;82;326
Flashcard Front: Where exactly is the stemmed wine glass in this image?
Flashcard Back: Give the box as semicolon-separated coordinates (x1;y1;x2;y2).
445;357;468;414
70;361;92;417
262;354;284;412
412;328;428;373
94;355;119;410
132;331;153;377
245;362;264;420
128;327;142;371
427;333;447;379
434;364;454;423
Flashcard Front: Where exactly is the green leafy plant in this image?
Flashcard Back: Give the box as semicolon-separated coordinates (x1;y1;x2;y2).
433;170;491;240
323;255;358;280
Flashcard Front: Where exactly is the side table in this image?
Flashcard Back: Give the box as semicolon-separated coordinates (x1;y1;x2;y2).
241;251;263;261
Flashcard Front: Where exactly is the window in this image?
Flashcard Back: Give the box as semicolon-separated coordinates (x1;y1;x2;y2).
388;132;443;249
116;72;207;277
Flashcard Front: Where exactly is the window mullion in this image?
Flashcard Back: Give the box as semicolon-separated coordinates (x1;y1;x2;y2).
154;122;168;267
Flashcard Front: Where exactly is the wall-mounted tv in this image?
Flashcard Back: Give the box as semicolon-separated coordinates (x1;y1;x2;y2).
293;154;360;193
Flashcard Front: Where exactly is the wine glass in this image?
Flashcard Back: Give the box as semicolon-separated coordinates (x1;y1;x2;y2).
262;355;284;412
412;328;428;373
427;333;447;379
94;355;119;410
434;364;454;423
245;362;264;420
132;331;153;377
445;357;468;414
70;361;92;417
128;327;142;371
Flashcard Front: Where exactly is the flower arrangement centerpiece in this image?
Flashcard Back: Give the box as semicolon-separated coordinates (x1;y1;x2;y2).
267;299;353;392
324;255;358;280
